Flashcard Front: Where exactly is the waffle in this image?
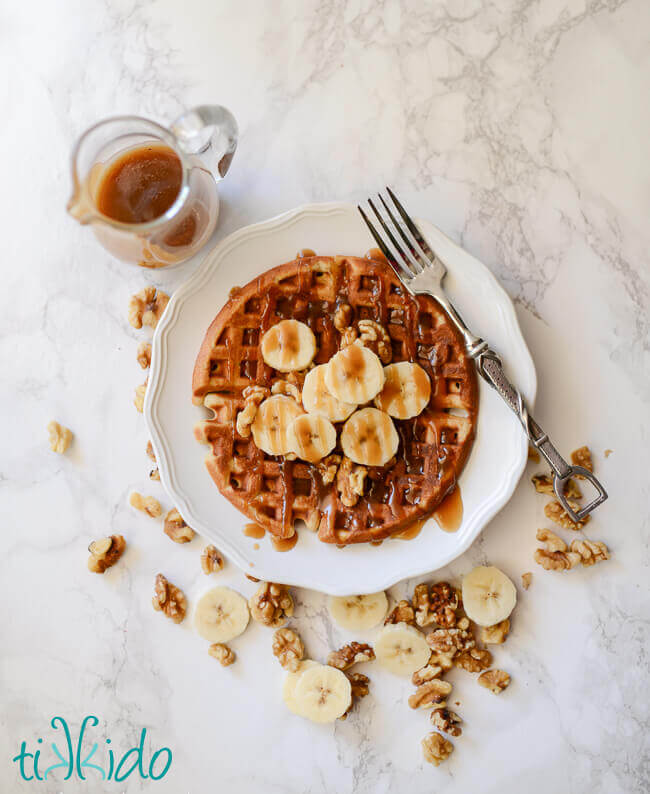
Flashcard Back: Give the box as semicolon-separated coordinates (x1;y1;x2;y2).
192;255;478;545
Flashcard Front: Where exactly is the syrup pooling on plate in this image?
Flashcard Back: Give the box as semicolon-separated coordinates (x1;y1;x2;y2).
432;486;463;532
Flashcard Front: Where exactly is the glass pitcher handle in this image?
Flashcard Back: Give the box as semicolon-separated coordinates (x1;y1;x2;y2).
170;105;238;180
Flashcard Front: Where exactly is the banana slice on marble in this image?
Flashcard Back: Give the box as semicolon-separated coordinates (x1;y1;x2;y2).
260;319;317;372
374;622;431;676
287;413;337;463
328;592;388;631
325;342;385;404
293;663;352;723
374;361;431;419
461;566;517;627
251;395;304;456
282;660;320;715
302;364;357;422
340;407;399;467
194;586;250;643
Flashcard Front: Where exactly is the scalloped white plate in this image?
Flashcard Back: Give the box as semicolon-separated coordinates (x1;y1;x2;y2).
145;203;536;595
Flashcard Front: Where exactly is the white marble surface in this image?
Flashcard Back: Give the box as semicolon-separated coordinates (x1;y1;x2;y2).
1;1;649;791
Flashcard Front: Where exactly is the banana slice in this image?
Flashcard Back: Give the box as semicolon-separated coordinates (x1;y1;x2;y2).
374;362;431;419
260;319;317;372
325;343;385;404
282;660;320;715
328;592;388;631
288;413;337;463
302;364;357;422
340;407;399;467
374;622;431;676
251;395;304;456
194;586;250;643
461;566;517;627
293;663;352;723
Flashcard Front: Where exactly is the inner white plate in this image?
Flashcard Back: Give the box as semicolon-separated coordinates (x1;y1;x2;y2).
145;202;536;595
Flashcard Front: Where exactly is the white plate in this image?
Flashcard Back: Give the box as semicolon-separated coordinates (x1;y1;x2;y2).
145;203;536;595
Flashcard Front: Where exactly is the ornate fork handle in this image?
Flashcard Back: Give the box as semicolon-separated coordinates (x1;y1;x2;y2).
427;291;607;523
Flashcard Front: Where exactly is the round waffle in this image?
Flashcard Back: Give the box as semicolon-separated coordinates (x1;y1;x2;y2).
192;254;478;545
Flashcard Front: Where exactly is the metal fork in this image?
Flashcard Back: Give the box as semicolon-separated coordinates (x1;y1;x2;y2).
358;188;607;523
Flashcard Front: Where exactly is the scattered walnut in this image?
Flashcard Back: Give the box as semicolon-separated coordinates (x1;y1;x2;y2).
570;538;609;567
534;528;581;571
384;599;416;626
146;441;160;479
249;582;293;627
527;445;540;463
570;445;593;478
421;732;453;766
149;467;160;481
163;508;195;544
604;449;613;458
245;574;260;583
134;379;148;412
521;572;533;590
531;473;581;499
87;535;126;573
208;643;235;666
478;669;510;694
47;421;73;454
136;341;152;369
412;662;443;685
271;379;301;402
317;453;341;485
481;619;510;645
455;648;492;672
201;544;224;574
334;303;353;332
128;286;169;329
340;672;370;720
357;319;392;364
426;622;475;670
327;642;375;670
152;574;187;623
272;628;304;671
129;491;162;518
236;385;270;438
545;499;589;530
413;582;459;628
336;456;367;507
431;708;462;737
409;679;452;710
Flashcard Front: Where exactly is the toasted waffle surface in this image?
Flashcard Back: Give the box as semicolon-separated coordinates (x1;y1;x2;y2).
192;255;478;544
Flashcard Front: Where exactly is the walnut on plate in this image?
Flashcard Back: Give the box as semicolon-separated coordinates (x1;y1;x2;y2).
128;286;169;330
431;708;462;737
340;672;370;720
129;491;162;518
163;508;195;544
336;456;367;508
531;473;581;500
545;500;589;530
249;582;293;627
152;574;187;623
317;453;341;486
357;319;392;364
201;544;224;574
134;379;148;412
478;669;510;694
327;642;375;670
534;528;581;571
272;627;304;671
570;445;593;477
481;619;510;645
413;582;459;628
209;643;235;666
334;303;353;332
271;379;301;402
87;535;126;573
455;647;492;672
47;421;73;454
385;599;416;626
136;341;152;369
421;732;453;766
408;679;452;709
236;385;270;438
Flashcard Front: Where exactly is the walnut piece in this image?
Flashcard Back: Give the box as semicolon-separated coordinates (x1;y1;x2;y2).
152;574;187;623
208;643;235;666
408;679;452;709
128;286;169;329
412;662;443;685
201;544;224;574
531;473;581;500
425;619;475;670
521;572;533;590
87;535;126;573
535;528;581;571
385;599;416;626
334;303;353;332
570;538;609;566
481;619;510;645
249;582;294;627
47;421;73;454
134;379;148;412
245;574;260;583
414;582;459;628
136;341;152;369
236;385;270;438
340;672;370;720
455;648;492;672
271;379;301;402
422;732;453;766
145;440;160;480
478;669;510;694
545;499;589;530
163;508;195;544
272;628;304;671
129;491;162;518
604;448;613;458
339;327;358;348
431;708;462;737
317;453;341;485
357;319;392;364
336;456;367;507
327;642;375;670
571;445;593;477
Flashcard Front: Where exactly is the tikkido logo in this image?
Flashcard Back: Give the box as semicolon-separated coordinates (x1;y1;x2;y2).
12;716;173;783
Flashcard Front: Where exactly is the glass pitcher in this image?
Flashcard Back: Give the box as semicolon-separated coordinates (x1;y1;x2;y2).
67;106;238;267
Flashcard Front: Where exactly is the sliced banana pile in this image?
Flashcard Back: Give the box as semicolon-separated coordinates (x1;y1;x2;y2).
328;592;388;631
302;364;356;422
251;394;304;456
194;586;250;643
461;566;517;627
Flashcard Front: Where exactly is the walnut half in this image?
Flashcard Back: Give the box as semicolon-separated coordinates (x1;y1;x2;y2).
87;535;126;573
327;642;375;671
481;619;510;645
421;732;453;766
249;582;294;627
535;528;581;571
384;599;416;626
152;574;187;623
408;679;452;709
340;672;370;721
201;545;224;574
336;457;367;507
272;628;304;671
455;648;492;672
413;582;459;628
430;708;462;737
163;508;195;544
129;491;162;518
128;286;169;329
478;669;510;694
209;643;235;666
48;421;73;454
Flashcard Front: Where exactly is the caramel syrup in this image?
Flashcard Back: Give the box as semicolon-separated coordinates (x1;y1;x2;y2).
432;486;463;533
243;523;265;539
271;533;299;552
365;247;388;263
296;248;316;258
394;516;428;540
